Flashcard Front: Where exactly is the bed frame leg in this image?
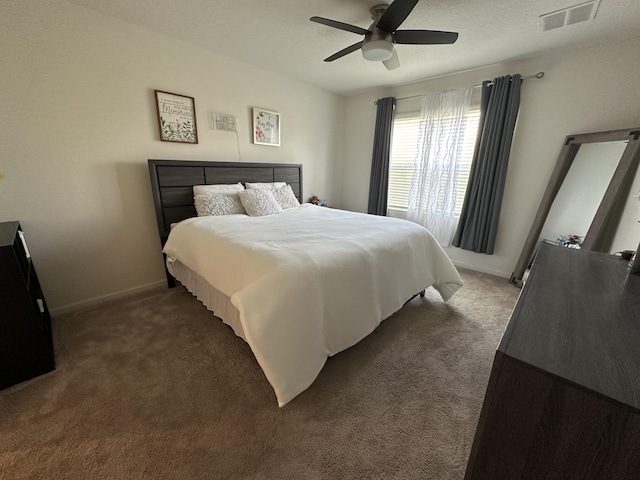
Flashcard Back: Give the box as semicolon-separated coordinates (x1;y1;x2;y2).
403;290;427;306
162;253;176;288
166;270;176;288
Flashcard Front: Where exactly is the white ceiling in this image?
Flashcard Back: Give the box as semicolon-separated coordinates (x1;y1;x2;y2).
66;0;640;95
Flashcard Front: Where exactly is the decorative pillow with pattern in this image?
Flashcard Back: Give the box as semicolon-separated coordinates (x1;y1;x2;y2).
194;192;246;216
245;182;287;190
273;185;300;209
193;182;244;197
239;189;283;216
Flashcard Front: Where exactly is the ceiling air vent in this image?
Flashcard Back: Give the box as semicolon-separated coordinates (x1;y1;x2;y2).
540;0;600;31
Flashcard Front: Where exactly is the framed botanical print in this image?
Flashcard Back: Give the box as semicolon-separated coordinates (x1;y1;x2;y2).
155;90;198;144
252;108;280;146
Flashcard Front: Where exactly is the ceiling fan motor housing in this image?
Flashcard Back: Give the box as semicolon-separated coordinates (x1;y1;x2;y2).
362;4;394;61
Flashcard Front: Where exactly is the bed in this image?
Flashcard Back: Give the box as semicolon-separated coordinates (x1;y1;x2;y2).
148;159;463;406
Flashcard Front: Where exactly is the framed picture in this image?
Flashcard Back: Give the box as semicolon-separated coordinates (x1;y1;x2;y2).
155;90;198;144
252;108;280;146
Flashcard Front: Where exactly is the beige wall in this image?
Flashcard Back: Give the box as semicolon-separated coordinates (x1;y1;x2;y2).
342;36;640;277
3;0;639;313
0;0;345;313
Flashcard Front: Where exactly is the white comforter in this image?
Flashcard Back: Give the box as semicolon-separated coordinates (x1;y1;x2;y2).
163;204;463;406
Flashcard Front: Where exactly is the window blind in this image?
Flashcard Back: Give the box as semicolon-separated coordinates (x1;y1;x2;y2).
388;108;481;215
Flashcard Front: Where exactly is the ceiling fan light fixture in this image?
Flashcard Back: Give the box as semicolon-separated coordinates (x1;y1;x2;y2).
361;39;394;61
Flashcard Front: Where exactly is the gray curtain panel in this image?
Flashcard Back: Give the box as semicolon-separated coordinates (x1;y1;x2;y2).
367;97;396;216
453;74;522;253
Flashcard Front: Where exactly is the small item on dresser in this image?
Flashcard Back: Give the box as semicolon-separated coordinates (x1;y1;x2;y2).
620;250;635;261
630;251;638;272
630;192;640;274
555;234;582;249
629;242;640;275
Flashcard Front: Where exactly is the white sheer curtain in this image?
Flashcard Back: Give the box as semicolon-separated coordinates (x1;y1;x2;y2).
407;87;473;246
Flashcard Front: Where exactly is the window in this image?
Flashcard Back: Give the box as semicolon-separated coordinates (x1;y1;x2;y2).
387;107;481;215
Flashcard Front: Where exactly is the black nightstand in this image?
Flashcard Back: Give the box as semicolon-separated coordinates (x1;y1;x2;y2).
0;221;55;389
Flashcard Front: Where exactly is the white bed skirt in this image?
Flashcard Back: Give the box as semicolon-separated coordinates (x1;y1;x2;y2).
167;259;247;342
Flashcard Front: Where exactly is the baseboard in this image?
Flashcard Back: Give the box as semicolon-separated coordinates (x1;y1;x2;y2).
50;280;167;317
49;262;509;316
451;260;511;279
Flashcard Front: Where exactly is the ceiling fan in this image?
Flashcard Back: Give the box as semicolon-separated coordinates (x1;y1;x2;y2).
310;0;458;70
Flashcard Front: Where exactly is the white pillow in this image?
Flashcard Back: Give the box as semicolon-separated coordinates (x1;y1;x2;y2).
193;182;244;196
245;182;286;190
239;189;283;216
194;192;246;216
273;185;300;209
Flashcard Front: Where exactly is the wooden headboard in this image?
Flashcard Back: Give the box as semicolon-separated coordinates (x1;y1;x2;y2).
148;159;303;245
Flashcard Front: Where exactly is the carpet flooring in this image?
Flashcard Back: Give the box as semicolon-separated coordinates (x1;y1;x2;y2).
0;268;519;479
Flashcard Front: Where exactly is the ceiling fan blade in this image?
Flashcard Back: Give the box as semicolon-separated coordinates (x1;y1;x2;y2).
324;41;364;62
383;49;400;70
394;30;458;44
310;16;371;36
376;0;420;32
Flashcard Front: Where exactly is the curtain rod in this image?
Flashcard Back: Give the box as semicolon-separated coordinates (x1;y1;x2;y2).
382;72;545;104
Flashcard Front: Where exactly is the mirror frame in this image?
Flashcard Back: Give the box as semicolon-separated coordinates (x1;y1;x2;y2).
510;127;640;286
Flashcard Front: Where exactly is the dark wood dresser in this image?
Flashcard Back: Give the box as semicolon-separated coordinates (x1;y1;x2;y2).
0;221;55;389
465;244;640;479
